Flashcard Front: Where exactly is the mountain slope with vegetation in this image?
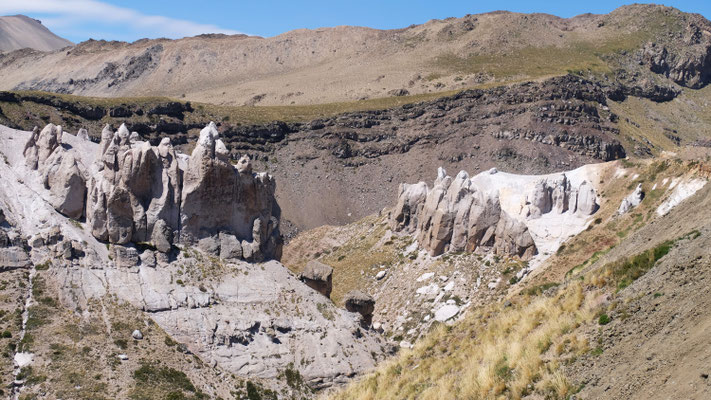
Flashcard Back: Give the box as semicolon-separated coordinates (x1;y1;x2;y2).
0;5;710;106
320;159;711;399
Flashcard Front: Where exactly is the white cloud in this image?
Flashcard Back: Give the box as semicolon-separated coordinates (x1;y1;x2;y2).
0;0;243;41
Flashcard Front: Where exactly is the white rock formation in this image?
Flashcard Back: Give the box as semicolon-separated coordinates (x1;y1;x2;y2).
23;124;87;219
618;183;644;214
656;178;707;216
390;166;602;261
19;121;283;261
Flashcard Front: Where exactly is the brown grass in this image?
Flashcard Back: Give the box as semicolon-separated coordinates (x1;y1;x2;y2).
329;282;595;400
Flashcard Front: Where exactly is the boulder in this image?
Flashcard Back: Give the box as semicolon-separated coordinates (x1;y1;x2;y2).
140;250;156;268
300;260;333;298
198;236;220;255
151;219;173;253
112;245;139;268
344;290;375;325
219;233;243;260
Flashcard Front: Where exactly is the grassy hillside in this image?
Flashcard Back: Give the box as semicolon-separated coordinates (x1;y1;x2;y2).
318;159;711;399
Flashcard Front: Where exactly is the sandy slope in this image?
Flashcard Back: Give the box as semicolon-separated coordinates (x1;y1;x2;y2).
0;15;73;52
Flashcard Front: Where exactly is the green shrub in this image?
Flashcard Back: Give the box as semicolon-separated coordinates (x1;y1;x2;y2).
598;314;611;325
602;240;674;291
133;363;196;393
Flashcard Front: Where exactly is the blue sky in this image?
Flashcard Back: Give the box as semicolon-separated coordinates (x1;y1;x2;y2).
1;0;710;43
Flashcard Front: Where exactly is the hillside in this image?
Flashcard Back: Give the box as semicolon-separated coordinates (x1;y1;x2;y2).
310;157;711;399
1;4;711;400
0;15;73;52
0;5;709;106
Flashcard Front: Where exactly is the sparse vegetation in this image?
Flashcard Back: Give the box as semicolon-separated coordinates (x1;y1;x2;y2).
131;362;205;400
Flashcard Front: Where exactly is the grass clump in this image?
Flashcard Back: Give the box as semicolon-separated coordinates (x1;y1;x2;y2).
590;240;674;291
130;363;206;400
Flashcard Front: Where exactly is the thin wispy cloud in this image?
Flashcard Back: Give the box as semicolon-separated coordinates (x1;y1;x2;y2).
0;0;243;42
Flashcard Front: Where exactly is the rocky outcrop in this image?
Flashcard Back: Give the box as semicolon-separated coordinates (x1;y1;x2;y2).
493;211;537;259
23;124;60;170
180;123;280;261
2;122;385;391
87;123;182;247
640;31;711;90
523;175;598;218
618;184;645;214
39;148;86;219
300;260;334;298
0;209;30;269
344;290;375;326
391;167;600;259
391;168;537;258
21;122;281;261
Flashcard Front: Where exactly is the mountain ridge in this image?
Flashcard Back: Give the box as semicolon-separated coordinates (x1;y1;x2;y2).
0;15;73;52
1;4;709;107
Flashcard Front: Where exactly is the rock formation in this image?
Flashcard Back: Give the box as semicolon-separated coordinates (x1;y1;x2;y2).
344;290;376;326
300;260;334;298
23;124;60;170
618;183;645;214
180;123;281;261
87;123;182;247
391;168;537;258
2;122;383;392
21;122;282;261
391;167;600;259
23;124;87;219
